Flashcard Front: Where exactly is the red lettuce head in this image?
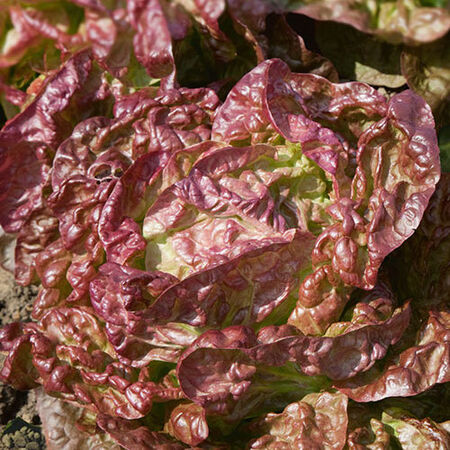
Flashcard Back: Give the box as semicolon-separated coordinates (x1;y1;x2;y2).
0;3;446;448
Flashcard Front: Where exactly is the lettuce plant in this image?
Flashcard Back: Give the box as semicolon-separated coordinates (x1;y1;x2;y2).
0;1;448;448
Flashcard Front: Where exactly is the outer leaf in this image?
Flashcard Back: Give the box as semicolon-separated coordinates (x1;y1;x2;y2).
0;49;111;233
386;173;450;307
336;308;450;401
336;176;449;402
39;85;218;309
249;392;348;449
36;388;120;450
352;89;440;285
177;301;409;421
285;0;450;44
1;306;186;420
382;408;450;450
0;323;41;390
126;0;334;92
96;414;184;450
82;1;141;82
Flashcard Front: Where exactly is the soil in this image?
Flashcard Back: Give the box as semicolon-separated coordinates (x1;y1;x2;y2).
0;267;42;444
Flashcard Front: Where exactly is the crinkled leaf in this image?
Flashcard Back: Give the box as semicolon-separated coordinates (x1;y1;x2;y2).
89;262;201;366
1;306;185;419
165;402;209;446
178;301;409;420
36;388;120;450
382;407;450;450
0;7;446;448
249;392;348;449
336;177;449;402
385;173;450;307
336;308;450;401
96;414;184;450
347;417;391;449
0;49;112;233
13;206;59;285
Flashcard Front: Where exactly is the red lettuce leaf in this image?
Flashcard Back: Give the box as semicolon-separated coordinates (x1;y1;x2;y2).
381;407;450;449
336;308;449;402
248;392;348;449
165;402;208;446
177;298;409;421
0;49;112;233
36;388;120;450
96;414;184;450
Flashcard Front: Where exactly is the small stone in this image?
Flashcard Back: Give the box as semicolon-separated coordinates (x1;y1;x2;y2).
14;433;26;447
